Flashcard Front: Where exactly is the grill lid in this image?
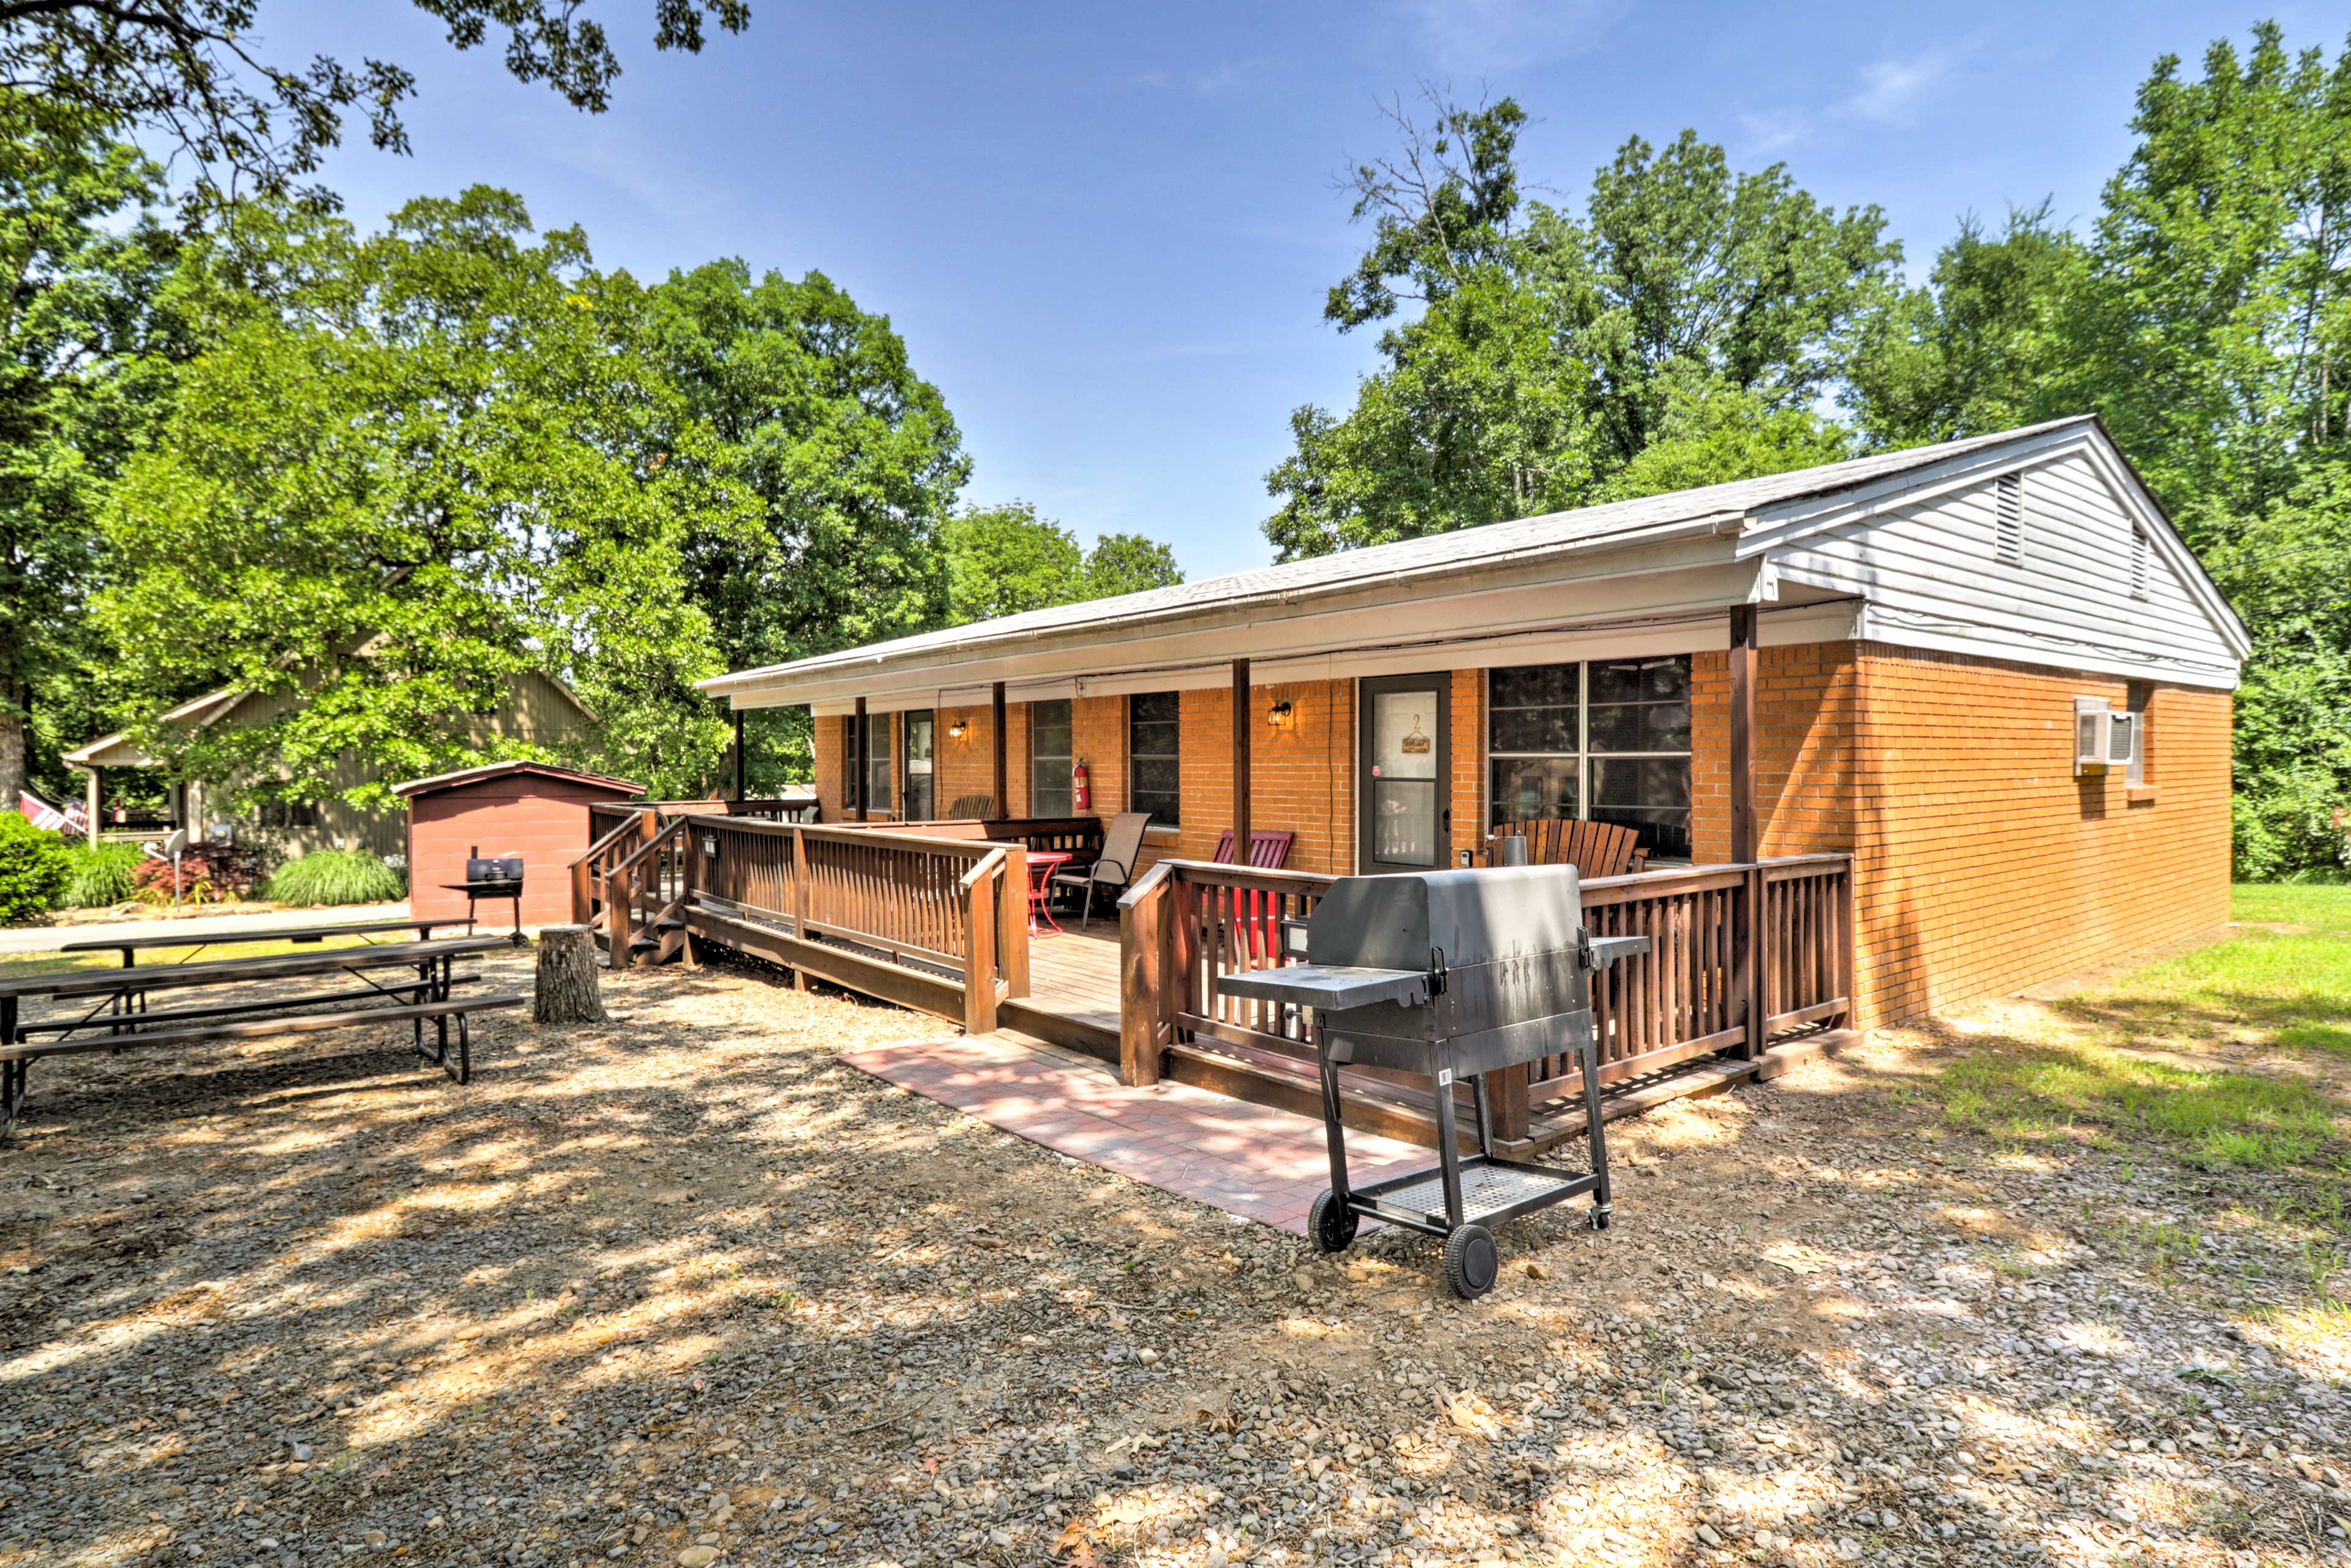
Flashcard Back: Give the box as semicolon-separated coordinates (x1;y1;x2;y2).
466;856;525;884
1305;863;1584;972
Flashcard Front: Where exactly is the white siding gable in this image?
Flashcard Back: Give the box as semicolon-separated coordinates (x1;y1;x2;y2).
1753;427;2246;689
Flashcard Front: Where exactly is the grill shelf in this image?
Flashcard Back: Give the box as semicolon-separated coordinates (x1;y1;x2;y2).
1356;1157;1597;1229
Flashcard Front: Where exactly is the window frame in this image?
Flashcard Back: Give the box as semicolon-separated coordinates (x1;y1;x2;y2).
863;710;895;817
1127;691;1182;828
1029;698;1073;817
1485;657;1693;860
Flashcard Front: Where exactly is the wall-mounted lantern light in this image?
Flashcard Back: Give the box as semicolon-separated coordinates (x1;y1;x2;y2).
1266;699;1295;731
947;717;968;740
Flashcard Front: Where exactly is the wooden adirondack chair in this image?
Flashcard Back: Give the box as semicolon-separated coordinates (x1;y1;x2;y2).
1491;817;1650;877
1204;830;1297;959
945;794;997;820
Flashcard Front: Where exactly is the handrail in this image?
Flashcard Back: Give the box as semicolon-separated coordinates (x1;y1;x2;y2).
956;844;1010;894
610;818;685;881
1119;850;1856;1138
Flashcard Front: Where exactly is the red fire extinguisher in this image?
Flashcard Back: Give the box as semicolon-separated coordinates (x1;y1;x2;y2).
1071;759;1092;812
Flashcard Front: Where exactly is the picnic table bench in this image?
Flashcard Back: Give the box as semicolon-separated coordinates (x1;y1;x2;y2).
0;934;523;1136
57;915;478;969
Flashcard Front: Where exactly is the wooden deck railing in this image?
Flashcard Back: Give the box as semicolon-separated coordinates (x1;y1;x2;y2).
587;797;817;846
1117;854;1856;1139
827;815;1104;863
682;817;1027;1034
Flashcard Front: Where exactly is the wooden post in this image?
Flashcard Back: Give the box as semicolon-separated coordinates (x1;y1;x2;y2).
964;862;999;1035
1484;1065;1530;1150
1119;868;1168;1086
84;767;101;846
790;825;811;990
852;696;868;822
1229;658;1251;863
1739;864;1767;1059
677;823;701;969
533;925;608;1023
997;846;1029;999
991;681;1007;817
1728;603;1758;866
570;852;593;925
733;708;746;801
1836;853;1857;1027
605;857;631;966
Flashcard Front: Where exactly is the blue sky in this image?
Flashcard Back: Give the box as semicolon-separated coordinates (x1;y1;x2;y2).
263;1;2332;582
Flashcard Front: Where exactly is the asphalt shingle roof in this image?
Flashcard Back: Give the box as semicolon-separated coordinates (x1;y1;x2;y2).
702;416;2097;694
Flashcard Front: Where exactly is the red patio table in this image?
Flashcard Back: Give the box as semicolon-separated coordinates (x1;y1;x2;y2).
1025;850;1073;937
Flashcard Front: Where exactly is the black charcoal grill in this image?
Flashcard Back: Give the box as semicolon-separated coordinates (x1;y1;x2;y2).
443;848;526;942
1219;864;1648;1298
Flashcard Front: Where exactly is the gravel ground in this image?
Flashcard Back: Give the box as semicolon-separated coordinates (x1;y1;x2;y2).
1;949;2344;1568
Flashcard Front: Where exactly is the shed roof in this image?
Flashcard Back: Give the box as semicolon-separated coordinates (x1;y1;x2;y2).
391;761;645;798
700;416;2107;700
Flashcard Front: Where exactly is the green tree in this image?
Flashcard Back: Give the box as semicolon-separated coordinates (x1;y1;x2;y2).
635;258;969;785
0;105;183;811
0;1;751;200
942;501;1082;625
1597;380;1851;501
1082;532;1183;599
1846;206;2087;447
97;187;745;812
1265;93;1900;560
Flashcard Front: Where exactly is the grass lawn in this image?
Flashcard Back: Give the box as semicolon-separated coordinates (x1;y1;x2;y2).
1911;883;2351;1188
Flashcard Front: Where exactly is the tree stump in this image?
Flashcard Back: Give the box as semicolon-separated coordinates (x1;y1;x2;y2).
532;924;607;1025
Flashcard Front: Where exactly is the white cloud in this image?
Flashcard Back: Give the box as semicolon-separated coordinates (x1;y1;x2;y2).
1842;52;1952;126
1733;45;1963;158
1388;0;1629;72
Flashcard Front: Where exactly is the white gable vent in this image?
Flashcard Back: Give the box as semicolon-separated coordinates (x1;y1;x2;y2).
2129;528;2150;598
1994;473;2023;565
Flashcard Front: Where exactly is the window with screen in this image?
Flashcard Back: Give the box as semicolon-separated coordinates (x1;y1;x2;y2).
1487;656;1692;860
1128;692;1180;826
904;710;934;820
863;712;894;816
1029;699;1073;816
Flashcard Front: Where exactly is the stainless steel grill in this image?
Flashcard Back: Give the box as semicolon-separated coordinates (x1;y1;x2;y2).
1220;863;1647;1299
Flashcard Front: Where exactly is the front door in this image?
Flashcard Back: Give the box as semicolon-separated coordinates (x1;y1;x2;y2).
1359;674;1452;874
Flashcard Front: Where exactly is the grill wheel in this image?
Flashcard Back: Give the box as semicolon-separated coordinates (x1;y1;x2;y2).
1442;1223;1499;1299
1308;1189;1358;1255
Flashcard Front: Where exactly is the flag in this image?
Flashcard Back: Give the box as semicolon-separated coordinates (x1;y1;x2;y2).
17;791;87;833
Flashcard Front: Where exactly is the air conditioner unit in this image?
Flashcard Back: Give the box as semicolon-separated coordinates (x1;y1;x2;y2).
2075;698;2137;777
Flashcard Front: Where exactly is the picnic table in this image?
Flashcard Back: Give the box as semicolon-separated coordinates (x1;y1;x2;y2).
58;915;478;969
0;934;522;1136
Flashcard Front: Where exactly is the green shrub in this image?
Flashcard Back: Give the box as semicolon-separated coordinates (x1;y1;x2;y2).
56;840;145;907
0;813;69;925
263;849;407;907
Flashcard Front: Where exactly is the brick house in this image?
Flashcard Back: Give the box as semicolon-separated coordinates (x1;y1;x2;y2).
700;417;2244;1033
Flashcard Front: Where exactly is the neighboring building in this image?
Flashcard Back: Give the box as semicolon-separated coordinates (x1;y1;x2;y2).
700;416;2246;1030
397;761;646;929
64;670;597;858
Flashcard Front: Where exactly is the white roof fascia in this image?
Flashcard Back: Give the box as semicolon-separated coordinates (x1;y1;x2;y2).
724;533;1755;711
705;512;1742;702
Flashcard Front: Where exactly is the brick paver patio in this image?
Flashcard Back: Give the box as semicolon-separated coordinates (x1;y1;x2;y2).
842;1031;1428;1235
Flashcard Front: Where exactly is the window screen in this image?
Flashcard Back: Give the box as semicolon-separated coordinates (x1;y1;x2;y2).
904;710;934;821
1487;656;1692;860
1128;692;1180;827
1029;699;1073;817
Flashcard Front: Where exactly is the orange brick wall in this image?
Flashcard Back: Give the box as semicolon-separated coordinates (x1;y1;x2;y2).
1843;647;2231;1026
808;640;2231;1031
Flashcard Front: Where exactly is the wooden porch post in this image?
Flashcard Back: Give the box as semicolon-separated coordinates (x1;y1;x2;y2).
732;708;745;802
991;681;1007;818
852;696;868;822
1729;602;1764;1058
84;766;101;846
1228;658;1251;863
1728;604;1757;865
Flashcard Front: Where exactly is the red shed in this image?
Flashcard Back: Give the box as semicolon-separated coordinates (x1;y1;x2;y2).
396;762;645;930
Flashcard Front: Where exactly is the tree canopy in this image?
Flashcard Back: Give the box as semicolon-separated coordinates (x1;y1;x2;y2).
943;502;1184;626
0;0;751;201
